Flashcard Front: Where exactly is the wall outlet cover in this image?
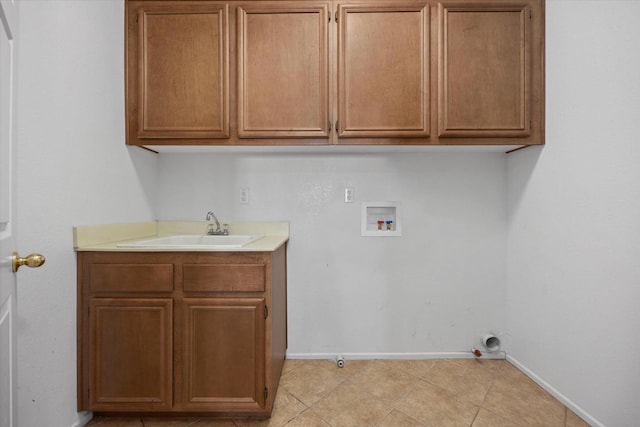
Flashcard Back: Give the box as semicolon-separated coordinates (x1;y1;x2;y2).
240;188;250;204
345;187;354;203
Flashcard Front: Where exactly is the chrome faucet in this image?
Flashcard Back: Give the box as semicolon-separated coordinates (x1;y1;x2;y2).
206;211;229;235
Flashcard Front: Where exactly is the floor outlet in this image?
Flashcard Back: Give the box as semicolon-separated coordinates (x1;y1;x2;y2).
240;188;250;204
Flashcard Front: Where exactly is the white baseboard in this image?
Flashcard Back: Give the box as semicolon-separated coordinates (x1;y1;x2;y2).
70;411;92;427
286;351;507;360
506;355;602;427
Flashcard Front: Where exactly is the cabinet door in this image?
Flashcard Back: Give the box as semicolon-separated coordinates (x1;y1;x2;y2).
337;3;430;138
437;2;531;138
126;2;229;143
182;298;266;411
237;3;329;138
89;298;173;411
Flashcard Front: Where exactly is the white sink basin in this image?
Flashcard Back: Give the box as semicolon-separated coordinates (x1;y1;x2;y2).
117;234;263;249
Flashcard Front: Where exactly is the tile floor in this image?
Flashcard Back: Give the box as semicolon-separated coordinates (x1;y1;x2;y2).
86;359;591;427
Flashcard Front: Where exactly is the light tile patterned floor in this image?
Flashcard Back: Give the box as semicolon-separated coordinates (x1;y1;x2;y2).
86;359;591;427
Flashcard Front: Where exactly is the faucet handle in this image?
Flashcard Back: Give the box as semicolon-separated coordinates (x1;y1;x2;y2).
222;224;229;235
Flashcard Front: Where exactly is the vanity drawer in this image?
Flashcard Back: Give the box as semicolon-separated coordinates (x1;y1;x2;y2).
89;264;174;292
183;264;265;292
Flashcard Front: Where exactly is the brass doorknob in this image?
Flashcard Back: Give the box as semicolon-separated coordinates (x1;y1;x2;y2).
12;252;46;272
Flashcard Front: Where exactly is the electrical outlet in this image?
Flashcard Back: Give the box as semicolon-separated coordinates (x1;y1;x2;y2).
240;188;250;204
344;187;354;203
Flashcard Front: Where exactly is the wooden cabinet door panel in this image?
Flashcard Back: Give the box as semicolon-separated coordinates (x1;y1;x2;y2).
182;298;265;410
337;3;430;138
438;2;531;137
133;3;229;140
89;298;173;411
183;263;265;293
237;4;329;138
89;263;174;292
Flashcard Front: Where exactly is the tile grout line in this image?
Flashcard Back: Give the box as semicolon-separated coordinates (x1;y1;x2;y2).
280;386;312;426
468;405;482;427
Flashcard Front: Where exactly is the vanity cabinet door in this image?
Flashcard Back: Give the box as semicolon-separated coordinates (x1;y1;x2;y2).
336;2;431;139
237;3;330;139
88;298;173;411
181;298;266;411
125;2;229;145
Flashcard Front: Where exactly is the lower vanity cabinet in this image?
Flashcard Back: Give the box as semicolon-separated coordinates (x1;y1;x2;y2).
77;246;287;417
180;298;266;411
88;298;174;411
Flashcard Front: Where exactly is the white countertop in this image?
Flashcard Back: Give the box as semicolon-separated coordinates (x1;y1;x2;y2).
73;221;289;252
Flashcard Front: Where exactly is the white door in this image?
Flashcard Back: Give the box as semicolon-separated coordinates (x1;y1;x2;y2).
0;0;19;425
1;2;43;426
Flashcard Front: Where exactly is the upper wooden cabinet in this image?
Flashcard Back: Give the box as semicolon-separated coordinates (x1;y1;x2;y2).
337;3;430;138
126;2;229;145
235;2;430;141
437;1;542;143
125;0;544;147
237;3;329;138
